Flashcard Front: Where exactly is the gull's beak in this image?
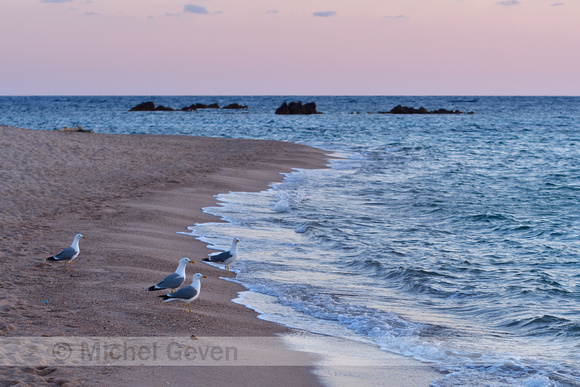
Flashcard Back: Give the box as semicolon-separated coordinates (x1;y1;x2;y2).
189;259;195;264
202;275;207;278
82;236;87;239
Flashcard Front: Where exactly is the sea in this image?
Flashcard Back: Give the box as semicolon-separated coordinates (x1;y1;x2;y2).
1;96;579;386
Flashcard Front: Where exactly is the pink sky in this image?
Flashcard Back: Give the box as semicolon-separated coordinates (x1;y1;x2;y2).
1;0;578;95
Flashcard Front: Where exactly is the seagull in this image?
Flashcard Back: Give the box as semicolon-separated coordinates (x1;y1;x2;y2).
158;273;206;312
202;237;240;272
146;257;193;292
46;234;86;271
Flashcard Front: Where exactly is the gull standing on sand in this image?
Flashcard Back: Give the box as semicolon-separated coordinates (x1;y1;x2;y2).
46;234;86;271
202;237;240;272
158;273;206;312
145;257;193;292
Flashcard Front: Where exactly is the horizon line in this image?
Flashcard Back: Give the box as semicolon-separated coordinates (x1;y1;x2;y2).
1;94;579;98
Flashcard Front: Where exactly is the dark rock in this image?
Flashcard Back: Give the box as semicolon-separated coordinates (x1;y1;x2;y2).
383;105;406;114
275;102;290;115
223;103;248;110
129;102;174;111
185;103;221;109
129;101;156;111
154;105;174;111
303;102;318;114
378;105;464;114
275;101;320;115
131;101;250;112
289;101;303;114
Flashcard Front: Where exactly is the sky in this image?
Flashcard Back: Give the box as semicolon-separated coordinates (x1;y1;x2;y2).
0;0;578;95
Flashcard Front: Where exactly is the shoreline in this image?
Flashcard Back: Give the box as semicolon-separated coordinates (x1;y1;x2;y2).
0;125;327;385
0;126;441;386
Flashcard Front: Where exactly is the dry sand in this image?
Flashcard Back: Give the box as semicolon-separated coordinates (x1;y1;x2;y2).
0;125;328;386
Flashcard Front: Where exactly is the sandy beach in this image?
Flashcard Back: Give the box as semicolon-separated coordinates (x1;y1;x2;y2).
0;125;442;386
0;125;330;385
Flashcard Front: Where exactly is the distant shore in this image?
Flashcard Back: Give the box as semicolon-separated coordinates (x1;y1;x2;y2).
0;125;327;385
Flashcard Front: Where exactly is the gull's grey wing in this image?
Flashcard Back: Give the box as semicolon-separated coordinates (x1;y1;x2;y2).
208;251;232;263
54;247;77;261
168;286;198;300
156;273;184;289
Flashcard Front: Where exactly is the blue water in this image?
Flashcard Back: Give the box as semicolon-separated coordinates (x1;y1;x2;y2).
2;96;579;386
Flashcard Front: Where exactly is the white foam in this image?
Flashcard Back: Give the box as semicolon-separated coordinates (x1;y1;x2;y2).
282;331;442;387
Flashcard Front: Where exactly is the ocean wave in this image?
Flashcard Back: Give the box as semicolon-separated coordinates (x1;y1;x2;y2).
158;95;580;386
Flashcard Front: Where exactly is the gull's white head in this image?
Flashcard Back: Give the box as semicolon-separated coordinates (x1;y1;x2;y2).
180;257;194;264
193;273;207;280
